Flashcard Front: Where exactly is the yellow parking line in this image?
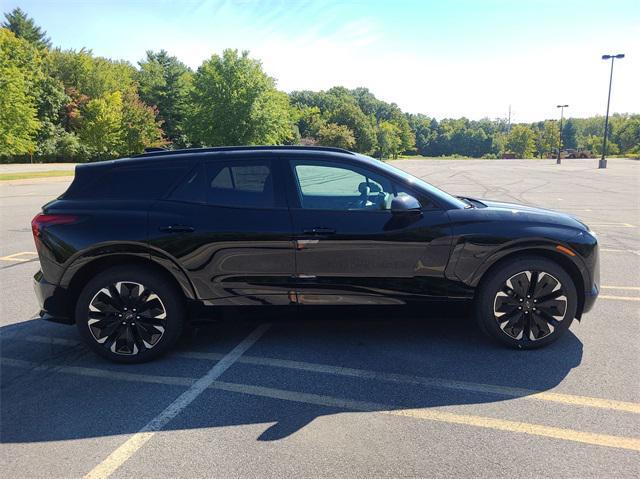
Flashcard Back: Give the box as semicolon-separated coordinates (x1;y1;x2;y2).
388;408;640;452
3;356;640;452
601;286;640;291
599;295;640;302
212;381;640;452
182;351;640;414
0;251;37;262
588;223;636;228
22;335;640;415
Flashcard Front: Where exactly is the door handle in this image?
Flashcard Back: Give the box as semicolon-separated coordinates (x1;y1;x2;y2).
159;225;195;233
302;227;336;235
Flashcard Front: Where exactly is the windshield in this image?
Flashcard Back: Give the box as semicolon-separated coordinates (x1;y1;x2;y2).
358;155;468;209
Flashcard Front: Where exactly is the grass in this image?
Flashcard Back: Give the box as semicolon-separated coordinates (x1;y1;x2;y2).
0;170;75;181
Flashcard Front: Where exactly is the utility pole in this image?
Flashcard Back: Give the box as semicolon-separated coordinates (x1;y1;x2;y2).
599;54;625;169
556;104;568;165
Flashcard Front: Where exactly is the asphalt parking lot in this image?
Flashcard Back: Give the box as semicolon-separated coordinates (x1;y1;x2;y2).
1;158;639;478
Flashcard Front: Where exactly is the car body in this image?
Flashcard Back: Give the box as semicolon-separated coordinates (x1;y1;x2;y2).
32;146;599;362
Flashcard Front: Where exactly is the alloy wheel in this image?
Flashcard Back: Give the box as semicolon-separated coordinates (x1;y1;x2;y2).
493;271;568;341
87;281;167;355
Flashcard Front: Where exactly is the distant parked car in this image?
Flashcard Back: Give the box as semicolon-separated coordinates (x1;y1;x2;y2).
32;146;599;362
564;149;594;159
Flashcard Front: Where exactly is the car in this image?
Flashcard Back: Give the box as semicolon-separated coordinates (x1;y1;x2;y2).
32;146;600;363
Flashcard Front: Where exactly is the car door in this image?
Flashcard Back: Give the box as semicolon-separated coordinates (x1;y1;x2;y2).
148;155;296;305
284;156;455;305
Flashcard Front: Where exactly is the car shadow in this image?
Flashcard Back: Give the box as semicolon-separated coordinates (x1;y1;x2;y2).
0;306;583;444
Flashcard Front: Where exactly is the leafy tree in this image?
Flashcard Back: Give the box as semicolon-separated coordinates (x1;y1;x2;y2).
49;49;136;98
377;121;401;159
561;118;577;150
316;122;356;150
121;91;166;154
614;117;640;153
186;49;294;146
506;124;536;158
0;28;40;156
2;7;50;49
77;91;124;160
137;50;193;146
36;123;86;161
327;102;377;154
536;120;559;158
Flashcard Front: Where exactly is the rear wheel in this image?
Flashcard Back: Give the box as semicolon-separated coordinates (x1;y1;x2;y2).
75;266;184;363
476;256;577;349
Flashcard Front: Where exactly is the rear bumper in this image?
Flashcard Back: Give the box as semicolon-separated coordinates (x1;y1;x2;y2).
33;270;74;325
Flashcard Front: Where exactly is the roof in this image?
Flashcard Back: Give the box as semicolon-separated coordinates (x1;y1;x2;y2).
134;145;356;159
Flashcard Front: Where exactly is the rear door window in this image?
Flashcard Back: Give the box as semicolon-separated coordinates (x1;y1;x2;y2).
206;160;275;208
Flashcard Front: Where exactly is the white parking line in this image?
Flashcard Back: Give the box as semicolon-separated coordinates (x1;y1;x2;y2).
2;355;639;452
21;335;640;414
83;323;270;479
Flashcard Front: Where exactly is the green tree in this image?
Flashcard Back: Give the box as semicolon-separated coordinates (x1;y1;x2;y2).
0;28;40;156
137;50;193;146
49;49;137;98
536;120;559;158
77;91;124;160
326;102;377;154
186;49;294;146
2;8;50;49
376;121;401;159
506;124;536;158
316;122;356;150
614;117;640;154
561;118;577;150
121;91;166;154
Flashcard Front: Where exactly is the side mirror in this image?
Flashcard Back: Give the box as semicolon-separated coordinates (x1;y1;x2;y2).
391;194;421;213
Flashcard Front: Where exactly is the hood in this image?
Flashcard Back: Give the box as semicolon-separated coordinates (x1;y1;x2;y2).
470;198;590;231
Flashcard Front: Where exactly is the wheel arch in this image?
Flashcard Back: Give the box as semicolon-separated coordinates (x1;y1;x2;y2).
473;248;587;320
64;253;196;323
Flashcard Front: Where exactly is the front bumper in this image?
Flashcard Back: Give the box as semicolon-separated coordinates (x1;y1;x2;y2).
582;284;599;315
33;270;74;324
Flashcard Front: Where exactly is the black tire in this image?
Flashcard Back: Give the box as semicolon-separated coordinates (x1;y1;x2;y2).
475;256;577;349
75;266;185;363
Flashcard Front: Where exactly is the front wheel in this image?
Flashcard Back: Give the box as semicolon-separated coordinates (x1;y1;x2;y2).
476;256;577;349
75;266;184;363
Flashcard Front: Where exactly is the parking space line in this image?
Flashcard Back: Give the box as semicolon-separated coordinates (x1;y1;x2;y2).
588;223;636;228
21;335;640;414
82;323;270;479
599;295;640;302
180;351;640;414
601;286;640;291
0;251;38;262
210;381;640;452
2;355;639;452
600;248;640;255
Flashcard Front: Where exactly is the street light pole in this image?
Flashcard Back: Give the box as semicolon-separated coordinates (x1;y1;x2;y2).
599;53;625;169
556;104;568;165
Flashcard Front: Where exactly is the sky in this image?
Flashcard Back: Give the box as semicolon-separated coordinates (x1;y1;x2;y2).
2;0;639;122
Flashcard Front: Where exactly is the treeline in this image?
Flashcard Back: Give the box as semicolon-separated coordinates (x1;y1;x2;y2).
1;8;638;163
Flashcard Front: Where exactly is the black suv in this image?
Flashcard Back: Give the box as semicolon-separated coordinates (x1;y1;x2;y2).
32;146;599;362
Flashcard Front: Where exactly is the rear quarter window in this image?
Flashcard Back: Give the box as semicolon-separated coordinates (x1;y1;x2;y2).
74;164;191;200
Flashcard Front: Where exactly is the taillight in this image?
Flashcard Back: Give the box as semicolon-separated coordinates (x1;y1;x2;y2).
31;213;79;239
